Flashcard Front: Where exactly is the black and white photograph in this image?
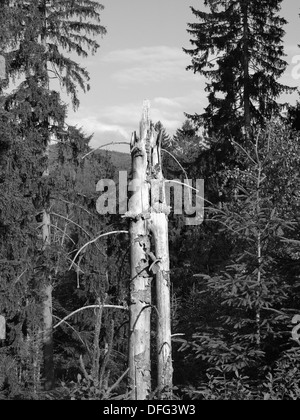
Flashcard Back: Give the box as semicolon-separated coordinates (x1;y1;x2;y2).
0;0;300;403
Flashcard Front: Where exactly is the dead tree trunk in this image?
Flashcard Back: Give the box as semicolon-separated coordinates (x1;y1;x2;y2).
148;129;173;399
128;103;152;400
128;102;173;399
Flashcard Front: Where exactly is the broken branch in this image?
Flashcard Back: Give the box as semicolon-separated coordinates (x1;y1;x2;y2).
68;230;129;270
53;304;128;330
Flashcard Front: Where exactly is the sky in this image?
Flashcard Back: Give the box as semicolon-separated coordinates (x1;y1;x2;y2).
65;0;300;153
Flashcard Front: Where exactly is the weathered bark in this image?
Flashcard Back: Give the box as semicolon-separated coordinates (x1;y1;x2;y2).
128;103;152;400
128;102;173;399
151;213;172;398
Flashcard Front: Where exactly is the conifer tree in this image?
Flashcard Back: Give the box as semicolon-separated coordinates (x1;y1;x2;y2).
1;0;106;392
155;121;171;149
184;0;294;140
171;120;205;169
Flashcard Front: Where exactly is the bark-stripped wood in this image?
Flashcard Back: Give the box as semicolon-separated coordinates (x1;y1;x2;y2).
148;128;173;399
127;101;173;399
128;102;152;400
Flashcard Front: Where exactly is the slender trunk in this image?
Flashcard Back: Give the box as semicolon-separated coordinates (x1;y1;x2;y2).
0;54;5;80
151;214;172;398
256;231;261;347
91;298;103;382
128;104;152;400
42;207;54;390
40;1;54;390
242;2;251;137
128;210;152;400
255;140;262;348
148;133;173;399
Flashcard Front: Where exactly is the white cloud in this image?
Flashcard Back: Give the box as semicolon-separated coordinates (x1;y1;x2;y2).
103;46;187;64
153;97;181;108
102;45;198;85
67;88;207;151
68;116;129;138
151;90;207;132
67;115;131;151
101;103;142;127
94;99;182;135
65;43;207;151
111;65;179;84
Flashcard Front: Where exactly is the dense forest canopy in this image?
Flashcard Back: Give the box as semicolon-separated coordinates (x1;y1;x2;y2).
0;0;300;401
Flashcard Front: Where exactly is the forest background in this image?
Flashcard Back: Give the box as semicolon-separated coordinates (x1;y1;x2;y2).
1;0;300;400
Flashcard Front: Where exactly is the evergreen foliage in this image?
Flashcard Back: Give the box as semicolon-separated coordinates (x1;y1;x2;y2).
171;122;300;399
184;0;295;139
0;0;110;398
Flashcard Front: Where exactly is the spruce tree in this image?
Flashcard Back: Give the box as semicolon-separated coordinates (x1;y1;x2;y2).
172;120;205;170
1;0;106;392
184;0;294;140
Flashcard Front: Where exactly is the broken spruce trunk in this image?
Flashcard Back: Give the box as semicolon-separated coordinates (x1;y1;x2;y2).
127;103;173;400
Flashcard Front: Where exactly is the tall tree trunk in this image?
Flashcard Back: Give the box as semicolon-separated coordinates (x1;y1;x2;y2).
41;1;54;390
242;1;251;136
148;131;173;399
128;102;173;399
128;103;152;400
153;219;172;398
